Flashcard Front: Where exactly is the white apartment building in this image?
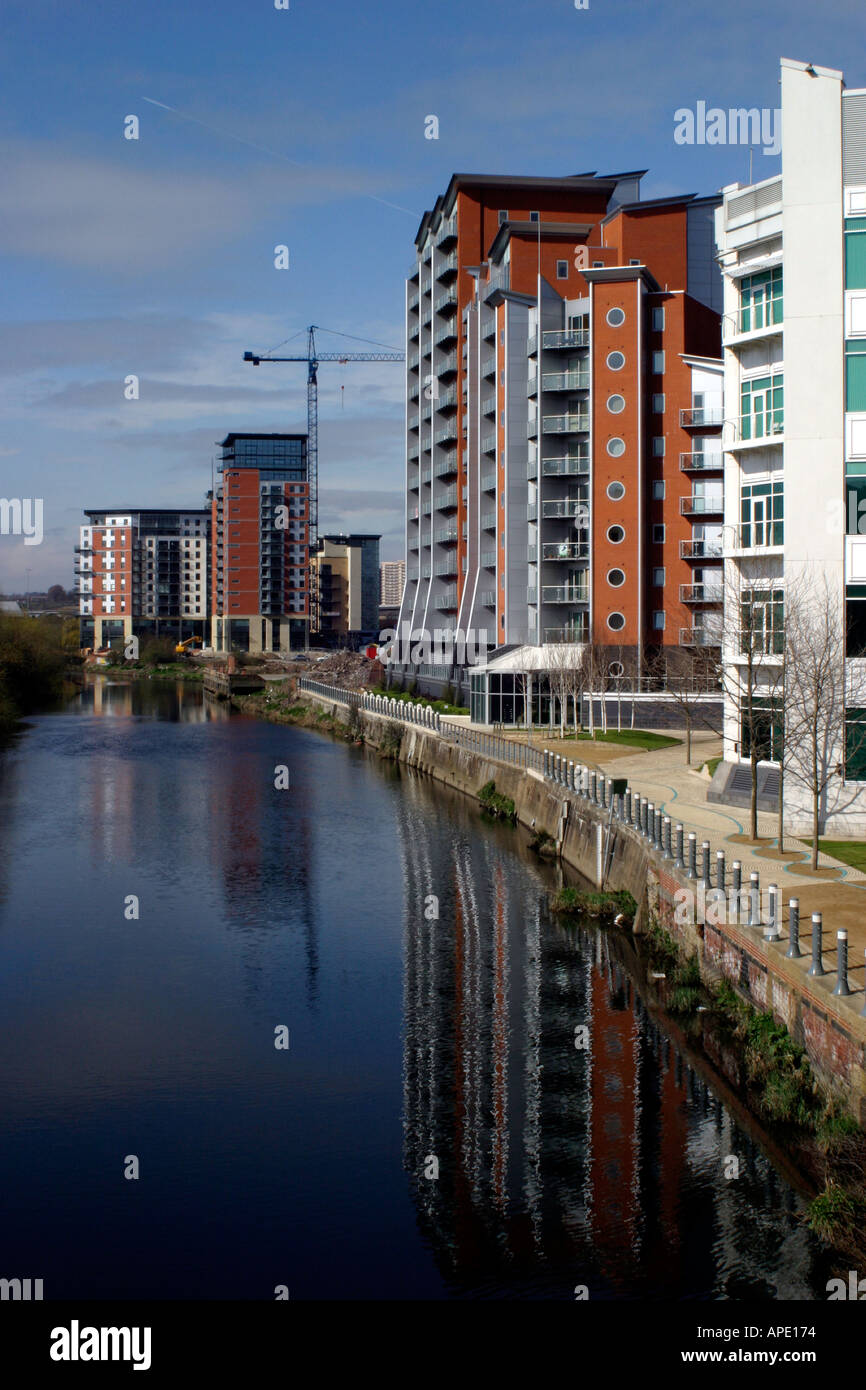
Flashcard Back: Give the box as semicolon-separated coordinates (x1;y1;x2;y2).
714;57;866;832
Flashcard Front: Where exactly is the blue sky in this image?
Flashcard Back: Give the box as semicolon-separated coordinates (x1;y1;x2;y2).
1;0;863;588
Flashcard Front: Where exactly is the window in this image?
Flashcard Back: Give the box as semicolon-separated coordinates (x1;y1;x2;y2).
652;307;665;332
593;260;604;269
652;524;665;543
739;267;783;332
498;209;509;225
740;479;784;547
606;481;626;500
606;307;625;328
846;218;866;289
741;694;783;761
652;567;665;586
652;351;665;374
741;373;784;439
607;568;625;587
847;597;866;655
607;612;626;631
740;586;784;655
629;258;640;266
609;660;625;677
607;350;625;370
652;437;665;457
652;393;665;414
556;260;568;279
607;394;625;414
607;438;626;457
847;341;866;411
607;524;625;544
652;480;665;500
529;211;539;222
845;706;866;779
652;611;665;630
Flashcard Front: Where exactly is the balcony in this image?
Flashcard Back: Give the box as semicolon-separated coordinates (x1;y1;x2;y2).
542;499;588;520
482;355;496;378
434;458;458;479
408;295;419;314
542;454;588;476
541;413;589;434
436;251;458;281
434;526;458;544
434;289;458;317
436;487;458;511
736;299;783;335
545;622;589;642
435;324;458;348
680;539;723;560
680;627;722;648
680;583;723;604
542;541;589;561
679;451;722;472
436;215;457;249
680;407;724;428
481;550;496;567
734;414;785;445
434;588;458;611
527;456;538;480
439;352;458;376
542;585;589;603
527;503;537;522
543;329;590;350
435;387;458;412
542;371;589;391
434;558;458;578
481;472;496;491
483;268;510;301
680;494;723;517
435;423;458;446
481;395;497;416
408;413;419;431
481;433;497;454
421;467;432;482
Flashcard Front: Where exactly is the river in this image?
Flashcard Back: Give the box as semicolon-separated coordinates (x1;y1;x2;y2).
0;679;833;1299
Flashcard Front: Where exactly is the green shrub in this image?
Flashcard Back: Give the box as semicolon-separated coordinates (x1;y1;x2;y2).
478;780;516;822
550;886;636;924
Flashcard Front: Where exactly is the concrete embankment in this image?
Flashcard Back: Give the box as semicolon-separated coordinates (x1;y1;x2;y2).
296;687;866;1122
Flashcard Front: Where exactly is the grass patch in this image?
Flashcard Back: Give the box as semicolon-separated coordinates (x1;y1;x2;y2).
806;839;866;872
702;755;722;777
809;1182;866;1247
368;684;468;717
529;827;556;856
553;728;680;751
550;886;637;925
478;780;516;822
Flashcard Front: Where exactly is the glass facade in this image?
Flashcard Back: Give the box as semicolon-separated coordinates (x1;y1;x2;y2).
739;267;783;332
740;586;784;655
740;374;784;440
740;480;784;547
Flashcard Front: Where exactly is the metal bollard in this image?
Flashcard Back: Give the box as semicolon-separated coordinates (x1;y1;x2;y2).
764;884;780;942
633;795;641;830
653;809;661;850
715;851;725;892
701;841;712;891
808;912;825;977
663;817;673;860
747;872;760;927
786;898;802;959
624;789;632;822
674;824;685;870
834;930;851;997
687;832;697;879
730;861;742;922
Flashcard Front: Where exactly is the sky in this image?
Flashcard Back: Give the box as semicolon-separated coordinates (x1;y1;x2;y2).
1;0;864;590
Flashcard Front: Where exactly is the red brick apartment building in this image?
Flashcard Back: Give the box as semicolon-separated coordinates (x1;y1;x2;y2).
393;173;723;721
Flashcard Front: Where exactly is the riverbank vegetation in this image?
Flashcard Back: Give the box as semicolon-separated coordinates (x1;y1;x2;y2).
478;780;516;822
550;885;637;925
369;683;469;717
643;917;866;1264
0;614;72;736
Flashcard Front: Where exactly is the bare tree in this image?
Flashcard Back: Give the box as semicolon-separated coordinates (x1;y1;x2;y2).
546;641;580;737
715;563;785;843
782;567;866;869
652;646;721;767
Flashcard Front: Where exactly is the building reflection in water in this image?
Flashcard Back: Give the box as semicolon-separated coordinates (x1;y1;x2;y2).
395;772;821;1300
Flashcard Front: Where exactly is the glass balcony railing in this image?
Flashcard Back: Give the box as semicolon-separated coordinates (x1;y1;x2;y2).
542;413;589;434
542;454;589;476
738;297;783;333
542;371;589;391
680;495;723;516
542;542;589;561
542;585;589;603
680;407;724;428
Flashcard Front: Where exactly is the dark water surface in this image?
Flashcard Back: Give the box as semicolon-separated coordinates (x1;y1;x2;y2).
0;679;831;1299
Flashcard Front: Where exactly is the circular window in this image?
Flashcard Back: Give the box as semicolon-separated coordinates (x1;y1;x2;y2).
607;524;625;544
607;612;626;632
606;350;625;371
606;438;625;458
607;568;625;587
606;394;625;414
606;307;626;328
606;480;626;501
609;660;625;678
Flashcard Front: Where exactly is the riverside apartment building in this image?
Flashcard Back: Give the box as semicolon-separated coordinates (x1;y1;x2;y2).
76;508;210;650
712;58;866;831
393;171;724;720
210;433;310;653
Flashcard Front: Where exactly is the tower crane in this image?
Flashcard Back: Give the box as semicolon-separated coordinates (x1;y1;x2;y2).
244;325;404;633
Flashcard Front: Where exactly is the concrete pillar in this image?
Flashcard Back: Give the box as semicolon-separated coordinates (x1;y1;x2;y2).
786;898;802;958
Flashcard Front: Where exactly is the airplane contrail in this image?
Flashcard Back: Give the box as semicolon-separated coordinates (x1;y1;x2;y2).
141;97;418;217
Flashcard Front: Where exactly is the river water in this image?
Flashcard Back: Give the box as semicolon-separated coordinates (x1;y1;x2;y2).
0;679;832;1299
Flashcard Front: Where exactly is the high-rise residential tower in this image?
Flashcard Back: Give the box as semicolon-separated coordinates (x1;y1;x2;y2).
394;173;723;715
211;433;309;653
